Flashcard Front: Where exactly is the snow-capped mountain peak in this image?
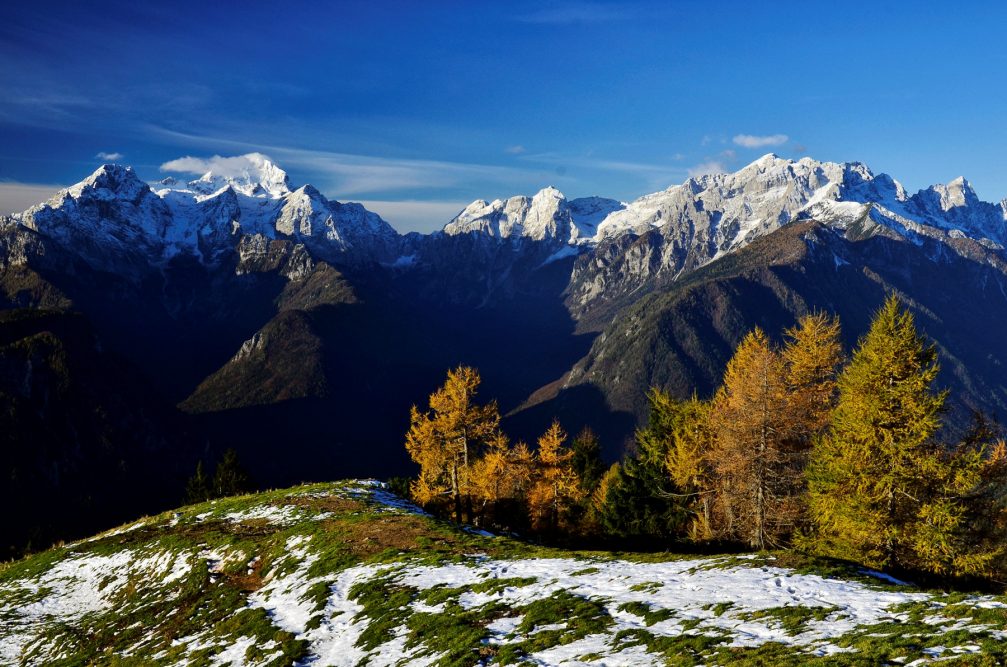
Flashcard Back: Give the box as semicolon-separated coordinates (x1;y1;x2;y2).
930;176;979;210
65;164;151;203
444;186;571;242
443;186;623;246
6;152;1007;285
187;153;292;198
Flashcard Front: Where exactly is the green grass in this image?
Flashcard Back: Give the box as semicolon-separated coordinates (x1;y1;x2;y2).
3;479;1007;666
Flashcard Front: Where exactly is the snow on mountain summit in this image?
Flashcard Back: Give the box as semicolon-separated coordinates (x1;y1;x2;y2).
5;152;1007;279
3;154;400;271
184;153;292;198
444;186;623;245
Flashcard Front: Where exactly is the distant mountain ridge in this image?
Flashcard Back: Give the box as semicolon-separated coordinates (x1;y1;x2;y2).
5;152;1006;281
3;151;1007;556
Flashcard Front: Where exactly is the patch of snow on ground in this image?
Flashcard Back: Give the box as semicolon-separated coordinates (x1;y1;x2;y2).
343;479;431;516
321;556;945;662
222;504;304;526
250;536;397;666
0;547;192;663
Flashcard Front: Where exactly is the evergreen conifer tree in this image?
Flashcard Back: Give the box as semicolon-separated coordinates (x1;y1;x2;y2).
806;295;946;568
185;461;211;504
599;392;688;540
212;448;249;498
571;427;605;494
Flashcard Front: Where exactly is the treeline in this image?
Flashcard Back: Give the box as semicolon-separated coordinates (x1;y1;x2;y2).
184;448;251;504
402;296;1007;580
404;365;602;535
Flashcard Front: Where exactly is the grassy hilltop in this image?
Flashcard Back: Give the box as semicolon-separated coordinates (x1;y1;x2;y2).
2;480;1007;666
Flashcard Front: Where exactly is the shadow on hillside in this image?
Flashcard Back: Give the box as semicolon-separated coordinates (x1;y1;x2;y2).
504;384;637;462
189;256;610;487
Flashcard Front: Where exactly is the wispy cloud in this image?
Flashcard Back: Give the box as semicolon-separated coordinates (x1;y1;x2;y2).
95;151;124;161
151;128;541;196
357;200;469;234
160;153;276;180
733;133;789;149
0;181;65;215
505;145;527;155
687;161;726;177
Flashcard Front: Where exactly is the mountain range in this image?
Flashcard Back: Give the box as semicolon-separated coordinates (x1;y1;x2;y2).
3;151;1007;554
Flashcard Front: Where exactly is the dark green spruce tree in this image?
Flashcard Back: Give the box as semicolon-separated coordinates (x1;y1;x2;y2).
599;390;688;540
185;461;212;504
213;449;250;498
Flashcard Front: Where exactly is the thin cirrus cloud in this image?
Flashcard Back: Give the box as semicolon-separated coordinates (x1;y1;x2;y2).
520;151;687;189
95;151;124;161
153;135;541;197
505;145;527;155
732;134;789;149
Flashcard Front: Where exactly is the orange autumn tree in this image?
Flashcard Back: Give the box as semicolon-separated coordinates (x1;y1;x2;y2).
405;366;501;523
782;312;843;449
469;432;535;530
528;420;584;534
709;328;797;549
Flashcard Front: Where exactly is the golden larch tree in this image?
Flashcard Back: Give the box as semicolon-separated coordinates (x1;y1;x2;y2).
782;312;843;446
405;365;501;523
662;394;715;541
528;420;584;534
469;433;535;529
806;296;946;569
709;328;798;549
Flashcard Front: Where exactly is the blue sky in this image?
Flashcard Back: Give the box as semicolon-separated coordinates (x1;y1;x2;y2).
2;1;1006;232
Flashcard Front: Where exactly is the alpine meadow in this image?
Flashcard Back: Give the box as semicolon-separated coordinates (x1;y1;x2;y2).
4;2;1007;665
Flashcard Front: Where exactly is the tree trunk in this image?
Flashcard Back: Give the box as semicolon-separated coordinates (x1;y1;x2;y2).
754;364;769;550
451;461;462;524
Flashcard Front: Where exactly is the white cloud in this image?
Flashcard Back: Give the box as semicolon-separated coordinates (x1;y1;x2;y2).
357;200;469;234
151;128;541;196
687;161;726;177
0;182;65;215
732;134;789;149
505;145;527;155
159;153;276;179
95;151;124;161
